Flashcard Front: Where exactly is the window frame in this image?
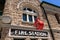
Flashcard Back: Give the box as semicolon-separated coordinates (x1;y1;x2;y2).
22;13;37;23
22;7;38;23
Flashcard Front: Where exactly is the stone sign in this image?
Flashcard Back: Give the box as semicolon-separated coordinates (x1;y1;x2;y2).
11;29;48;37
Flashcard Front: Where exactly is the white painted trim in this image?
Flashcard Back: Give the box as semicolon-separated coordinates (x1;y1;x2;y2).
9;28;11;36
27;15;29;22
32;16;34;23
20;25;34;28
9;35;49;38
17;1;23;9
24;11;37;16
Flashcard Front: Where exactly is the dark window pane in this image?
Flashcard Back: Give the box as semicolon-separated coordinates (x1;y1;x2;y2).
33;10;36;13
23;8;26;10
27;8;32;11
34;16;37;21
23;14;27;21
0;11;3;16
29;15;32;22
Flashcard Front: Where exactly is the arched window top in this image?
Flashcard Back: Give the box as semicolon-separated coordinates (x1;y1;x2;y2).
23;7;37;13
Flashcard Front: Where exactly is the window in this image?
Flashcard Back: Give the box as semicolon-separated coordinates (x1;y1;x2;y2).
23;7;37;23
55;14;60;24
23;14;27;21
23;14;37;22
29;15;33;22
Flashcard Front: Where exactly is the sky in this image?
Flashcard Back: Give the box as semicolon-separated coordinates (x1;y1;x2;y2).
40;0;60;7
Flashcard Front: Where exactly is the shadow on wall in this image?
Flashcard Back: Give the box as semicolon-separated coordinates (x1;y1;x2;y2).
0;0;5;16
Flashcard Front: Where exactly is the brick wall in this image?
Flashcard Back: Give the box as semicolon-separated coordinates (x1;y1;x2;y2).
3;0;44;28
2;0;60;40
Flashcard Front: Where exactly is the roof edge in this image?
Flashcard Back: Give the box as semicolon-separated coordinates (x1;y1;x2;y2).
41;1;60;8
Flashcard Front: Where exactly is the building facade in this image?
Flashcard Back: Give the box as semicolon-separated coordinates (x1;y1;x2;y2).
0;0;60;40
